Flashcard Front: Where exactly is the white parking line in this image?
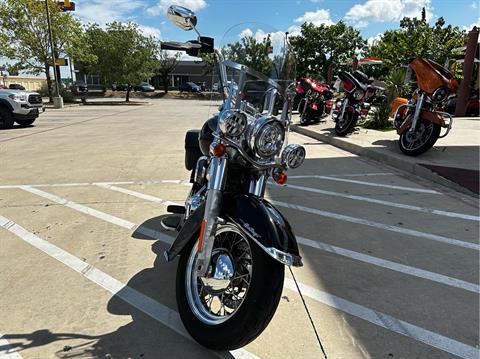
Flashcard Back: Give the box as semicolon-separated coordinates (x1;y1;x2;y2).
0;333;22;359
95;183;181;206
283;279;479;359
271;200;479;251
296;236;479;293
0;180;190;190
278;182;479;222
0;216;258;359
60;184;479;292
1;214;477;359
290;172;393;178
289;175;441;194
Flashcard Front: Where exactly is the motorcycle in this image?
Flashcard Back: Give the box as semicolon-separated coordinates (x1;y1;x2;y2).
392;58;457;156
294;77;333;125
333;70;385;136
160;5;305;350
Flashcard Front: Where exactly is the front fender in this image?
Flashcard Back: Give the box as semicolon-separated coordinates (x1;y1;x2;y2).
164;193;302;267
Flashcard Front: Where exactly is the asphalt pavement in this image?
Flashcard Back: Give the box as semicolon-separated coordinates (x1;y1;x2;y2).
1;99;479;359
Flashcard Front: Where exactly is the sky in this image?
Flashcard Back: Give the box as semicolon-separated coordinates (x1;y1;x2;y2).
3;0;479;79
74;0;480;45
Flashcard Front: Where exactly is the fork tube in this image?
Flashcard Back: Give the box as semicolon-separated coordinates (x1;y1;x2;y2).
409;93;424;133
196;156;227;277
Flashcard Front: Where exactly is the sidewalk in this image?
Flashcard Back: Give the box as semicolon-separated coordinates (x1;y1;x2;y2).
292;115;480;196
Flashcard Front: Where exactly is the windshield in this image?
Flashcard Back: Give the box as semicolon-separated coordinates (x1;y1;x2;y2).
213;23;296;117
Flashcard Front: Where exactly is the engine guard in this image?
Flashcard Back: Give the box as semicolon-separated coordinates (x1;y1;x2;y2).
164;193;303;267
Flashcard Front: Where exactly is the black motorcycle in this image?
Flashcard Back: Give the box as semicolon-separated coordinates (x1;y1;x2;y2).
334;70;385;136
160;6;305;350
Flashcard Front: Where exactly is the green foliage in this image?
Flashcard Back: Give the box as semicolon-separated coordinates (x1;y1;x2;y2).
0;0;95;100
223;35;275;76
60;88;75;103
85;22;158;101
290;21;367;80
362;101;392;130
368;10;466;69
382;67;413;100
155;50;180;93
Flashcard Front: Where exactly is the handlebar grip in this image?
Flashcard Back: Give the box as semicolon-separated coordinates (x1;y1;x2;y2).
160;42;185;51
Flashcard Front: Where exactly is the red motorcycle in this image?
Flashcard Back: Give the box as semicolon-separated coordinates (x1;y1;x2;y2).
294;77;333;125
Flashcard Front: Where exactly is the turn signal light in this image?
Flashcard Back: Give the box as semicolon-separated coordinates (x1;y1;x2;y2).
273;170;288;185
211;143;226;157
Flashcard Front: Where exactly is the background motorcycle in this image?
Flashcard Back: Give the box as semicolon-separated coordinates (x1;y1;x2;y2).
392;58;457;156
160;6;306;350
294;77;333;125
334;70;384;136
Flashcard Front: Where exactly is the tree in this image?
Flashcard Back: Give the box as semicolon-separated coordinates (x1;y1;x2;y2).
0;0;95;101
85;22;158;102
368;9;466;70
155;50;180;93
290;21;367;81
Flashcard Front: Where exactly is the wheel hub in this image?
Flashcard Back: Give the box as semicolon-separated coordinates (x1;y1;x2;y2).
200;251;235;293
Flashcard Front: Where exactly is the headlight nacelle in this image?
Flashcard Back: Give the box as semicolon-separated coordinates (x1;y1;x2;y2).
218;109;248;137
249;116;285;159
282;144;306;169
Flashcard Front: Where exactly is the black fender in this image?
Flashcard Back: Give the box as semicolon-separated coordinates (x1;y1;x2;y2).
164;193;302;267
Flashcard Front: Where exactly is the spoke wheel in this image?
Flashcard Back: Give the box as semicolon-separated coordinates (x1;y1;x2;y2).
399;118;441;156
186;225;252;325
176;222;285;350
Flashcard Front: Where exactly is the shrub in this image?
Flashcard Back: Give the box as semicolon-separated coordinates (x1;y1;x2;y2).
60;88;75;103
362;100;392;130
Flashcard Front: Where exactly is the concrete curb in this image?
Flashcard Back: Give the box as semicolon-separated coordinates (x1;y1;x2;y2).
292;125;478;198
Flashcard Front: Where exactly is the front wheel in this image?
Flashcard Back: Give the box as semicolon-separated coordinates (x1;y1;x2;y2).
399;118;441;156
15;118;36;127
335;110;357;136
176;224;284;350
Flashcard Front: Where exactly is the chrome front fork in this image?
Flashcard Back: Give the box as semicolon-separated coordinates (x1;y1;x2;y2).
337;97;349;122
408;93;425;133
196;156;227;277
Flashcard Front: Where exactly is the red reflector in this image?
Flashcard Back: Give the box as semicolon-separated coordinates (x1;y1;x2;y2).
211;143;226;157
274;171;288;185
343;79;354;92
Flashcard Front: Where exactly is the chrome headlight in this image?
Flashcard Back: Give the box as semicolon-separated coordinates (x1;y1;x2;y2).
282;144;306;169
218;109;248;137
432;87;448;103
353;89;364;101
249;116;285;158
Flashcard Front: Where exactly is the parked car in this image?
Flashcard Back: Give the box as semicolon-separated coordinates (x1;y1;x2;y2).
9;84;26;90
134;82;155;92
179;82;201;92
112;84;130;91
70;81;88;94
0;89;43;129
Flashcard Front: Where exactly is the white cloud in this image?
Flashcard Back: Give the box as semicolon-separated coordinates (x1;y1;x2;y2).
147;0;207;16
367;33;382;46
75;0;144;25
345;0;433;27
238;28;287;56
463;18;480;31
471;1;478;9
287;25;302;37
294;9;334;26
138;25;162;39
239;28;253;38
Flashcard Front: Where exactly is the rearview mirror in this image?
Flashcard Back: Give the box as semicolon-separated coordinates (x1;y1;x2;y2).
167;5;197;31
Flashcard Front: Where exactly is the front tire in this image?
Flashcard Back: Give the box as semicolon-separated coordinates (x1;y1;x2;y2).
15;118;36;127
399;118;441;156
0;107;14;129
335;110;357;136
176;224;284;350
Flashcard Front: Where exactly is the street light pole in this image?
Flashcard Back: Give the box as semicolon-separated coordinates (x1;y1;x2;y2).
44;0;63;108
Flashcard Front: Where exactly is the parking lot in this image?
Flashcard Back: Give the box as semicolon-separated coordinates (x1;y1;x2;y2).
1;99;479;359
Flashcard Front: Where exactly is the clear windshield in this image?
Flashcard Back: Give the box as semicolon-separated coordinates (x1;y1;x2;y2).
212;23;296;117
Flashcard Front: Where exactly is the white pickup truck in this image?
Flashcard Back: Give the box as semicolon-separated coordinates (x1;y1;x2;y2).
0;89;44;129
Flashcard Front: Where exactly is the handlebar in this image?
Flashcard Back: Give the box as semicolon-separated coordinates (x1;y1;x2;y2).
160;41;202;51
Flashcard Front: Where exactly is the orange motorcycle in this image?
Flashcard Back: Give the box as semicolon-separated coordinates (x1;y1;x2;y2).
392;58;458;156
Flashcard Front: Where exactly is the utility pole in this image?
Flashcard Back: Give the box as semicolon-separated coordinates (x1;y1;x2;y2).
455;26;479;117
44;0;63;108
